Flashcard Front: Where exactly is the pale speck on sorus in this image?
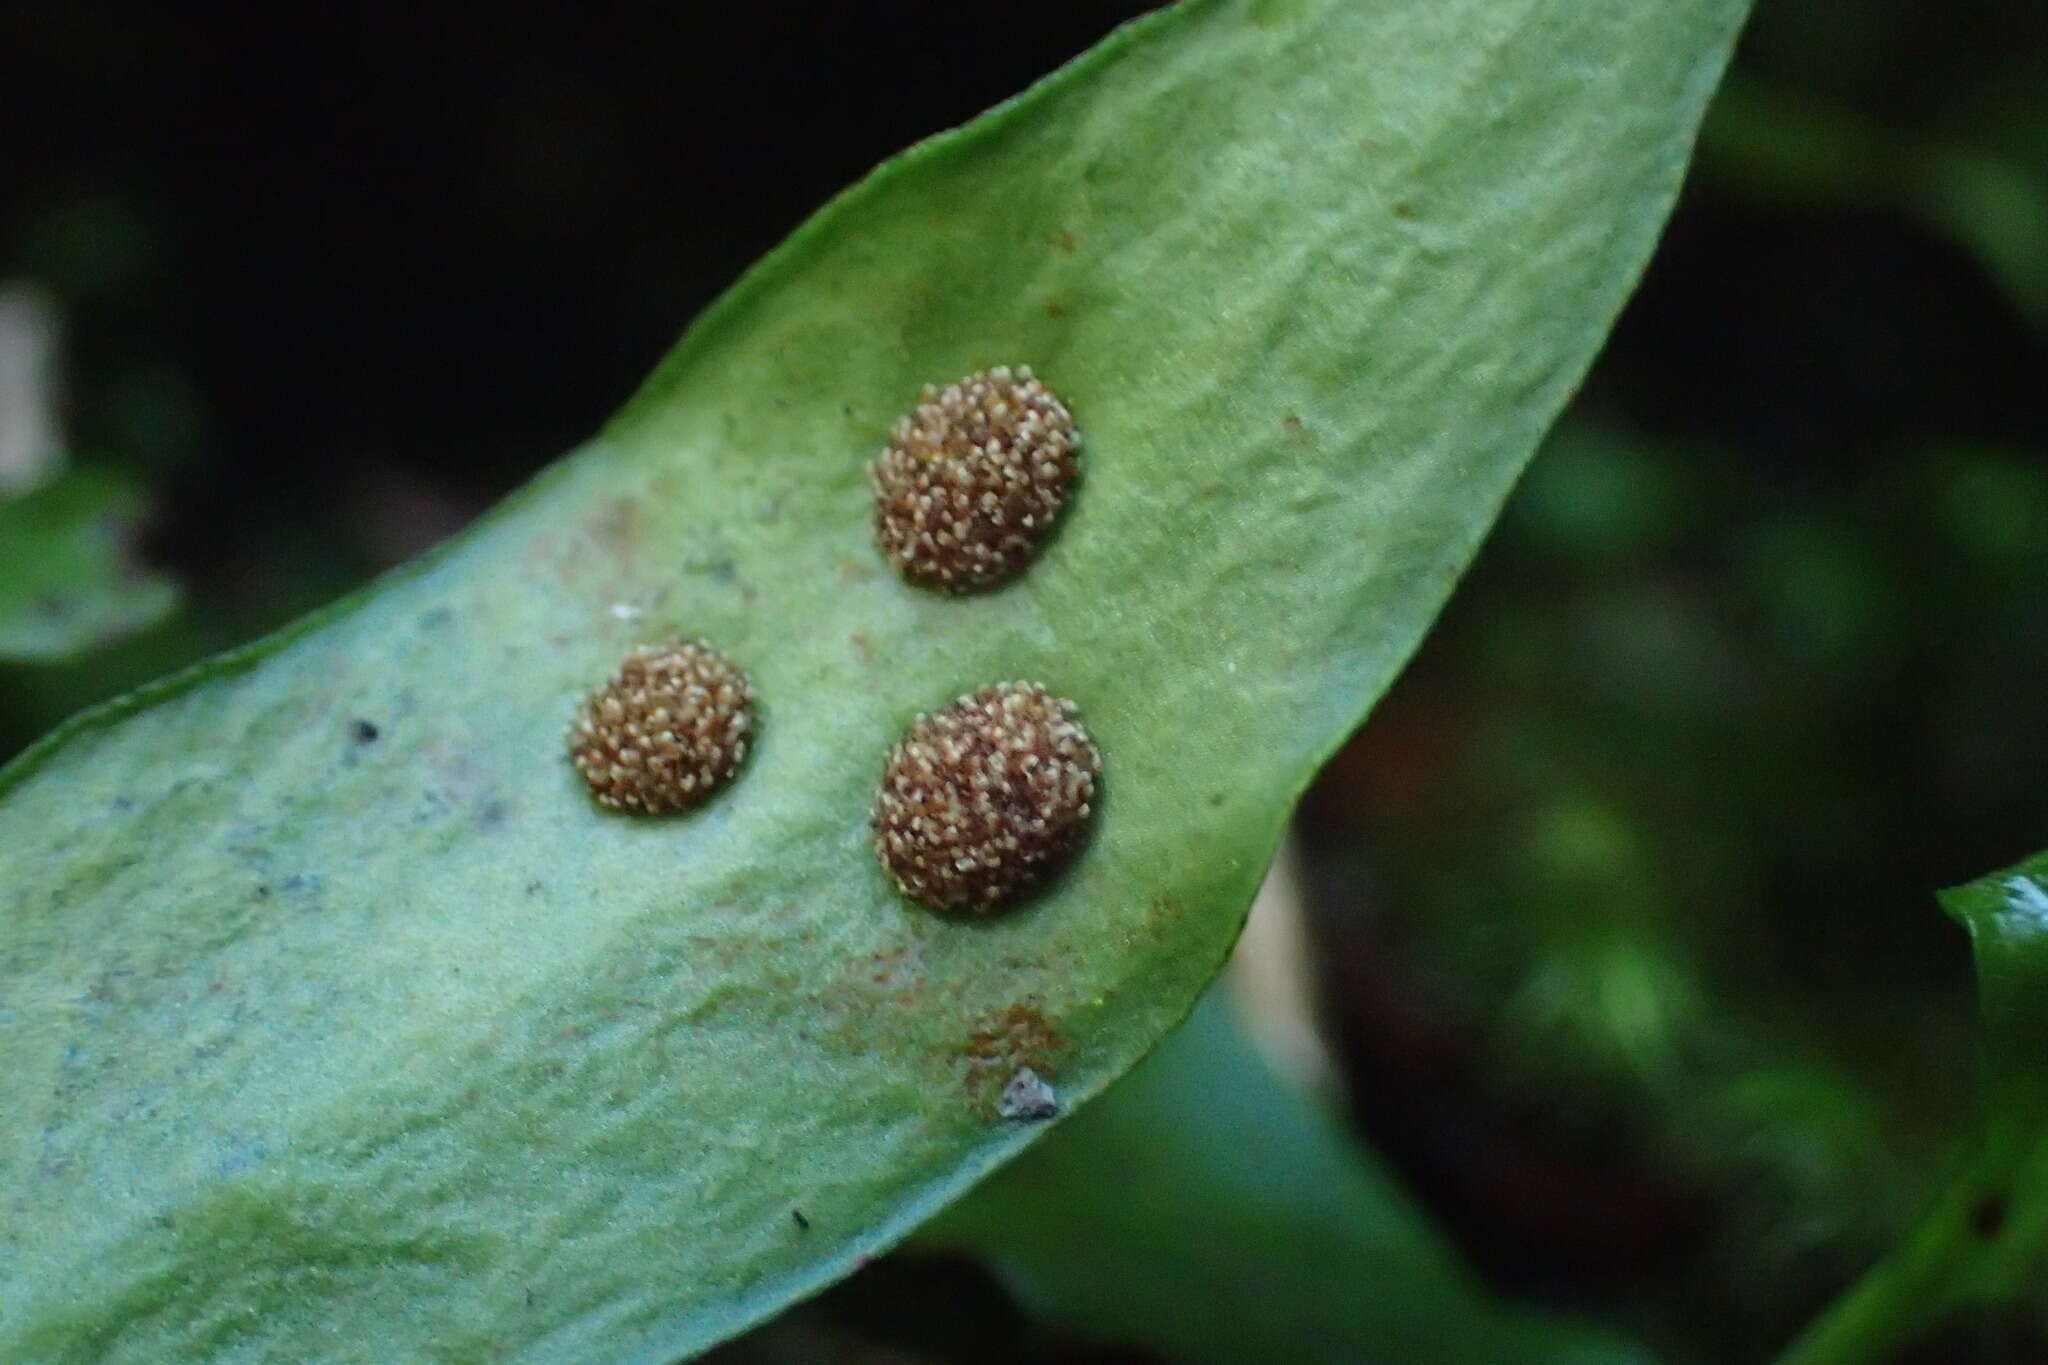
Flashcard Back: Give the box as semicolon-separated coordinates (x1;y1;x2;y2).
873;682;1100;913
869;365;1078;593
568;640;755;813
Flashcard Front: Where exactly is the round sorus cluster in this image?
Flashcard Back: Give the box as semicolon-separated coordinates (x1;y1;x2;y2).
869;365;1078;593
873;682;1100;913
568;640;755;813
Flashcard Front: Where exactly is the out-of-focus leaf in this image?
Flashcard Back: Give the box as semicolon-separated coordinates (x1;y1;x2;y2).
1700;78;2048;325
1328;414;1992;1359
0;0;1746;1360
0;467;177;663
929;991;1650;1365
1776;852;2048;1364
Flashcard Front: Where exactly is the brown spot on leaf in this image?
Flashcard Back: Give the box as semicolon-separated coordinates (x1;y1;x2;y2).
809;940;952;1058
590;497;640;555
864;945;921;997
1145;895;1185;939
958;1000;1066;1118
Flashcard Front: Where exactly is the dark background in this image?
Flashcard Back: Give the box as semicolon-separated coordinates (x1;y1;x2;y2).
5;2;2047;1360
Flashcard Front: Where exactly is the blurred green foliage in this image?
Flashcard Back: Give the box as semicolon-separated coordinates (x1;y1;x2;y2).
927;992;1648;1365
1280;2;2048;1359
1308;414;2012;1357
1755;853;2048;1363
1292;0;2048;1340
0;468;177;663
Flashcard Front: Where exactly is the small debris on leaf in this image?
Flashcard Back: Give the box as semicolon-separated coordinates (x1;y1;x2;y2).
568;639;755;813
349;719;380;744
997;1066;1059;1121
870;364;1077;592
790;1208;811;1231
873;682;1100;913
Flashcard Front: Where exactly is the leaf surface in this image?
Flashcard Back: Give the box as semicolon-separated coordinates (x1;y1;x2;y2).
0;1;1744;1359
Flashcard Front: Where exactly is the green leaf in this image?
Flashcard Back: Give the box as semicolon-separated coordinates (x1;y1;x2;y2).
929;989;1650;1364
1775;851;2048;1364
0;1;1745;1360
0;467;177;663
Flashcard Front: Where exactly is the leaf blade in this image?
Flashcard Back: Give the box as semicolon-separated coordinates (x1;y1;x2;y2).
0;1;1746;1360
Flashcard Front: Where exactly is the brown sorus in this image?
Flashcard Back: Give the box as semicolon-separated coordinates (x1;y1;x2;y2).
869;365;1078;593
569;640;755;813
873;682;1100;912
